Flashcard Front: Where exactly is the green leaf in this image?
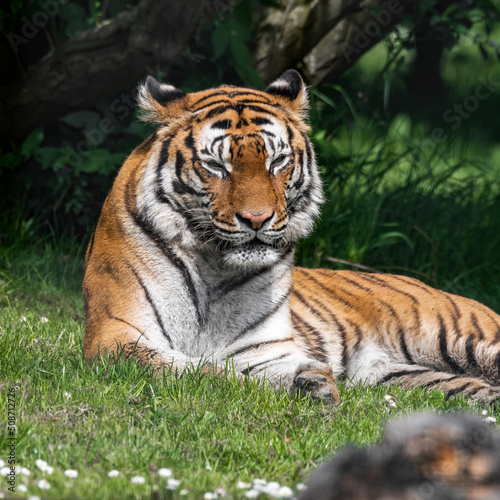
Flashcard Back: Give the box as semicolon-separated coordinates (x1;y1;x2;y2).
59;4;90;38
60;111;100;130
80;149;125;175
212;24;230;59
20;127;44;160
34;147;65;170
373;231;414;250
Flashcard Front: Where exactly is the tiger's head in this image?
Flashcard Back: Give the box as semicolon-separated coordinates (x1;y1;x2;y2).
135;70;323;270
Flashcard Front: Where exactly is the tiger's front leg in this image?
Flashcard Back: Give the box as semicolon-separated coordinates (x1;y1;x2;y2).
229;343;339;404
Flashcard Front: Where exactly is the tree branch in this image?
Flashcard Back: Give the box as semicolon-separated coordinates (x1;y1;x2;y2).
254;0;412;85
0;0;212;140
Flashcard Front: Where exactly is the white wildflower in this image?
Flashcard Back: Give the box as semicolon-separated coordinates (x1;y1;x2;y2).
131;476;145;484
0;460;4;467
264;481;280;492
237;481;252;489
167;478;180;490
28;496;41;500
20;467;31;476
278;486;294;497
64;392;72;399
482;409;488;416
253;478;267;491
35;459;48;472
0;467;10;475
180;489;188;496
64;469;78;478
384;395;393;401
205;464;212;471
215;487;226;496
158;468;173;478
37;479;51;490
245;490;259;498
296;483;306;491
108;470;120;478
20;316;27;323
45;465;54;475
204;493;217;500
18;484;28;493
40;317;48;323
485;416;497;423
388;400;397;408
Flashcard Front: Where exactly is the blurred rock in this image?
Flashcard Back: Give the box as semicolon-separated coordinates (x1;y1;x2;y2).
300;414;500;500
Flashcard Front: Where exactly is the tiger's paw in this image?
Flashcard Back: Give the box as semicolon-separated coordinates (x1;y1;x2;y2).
293;363;339;405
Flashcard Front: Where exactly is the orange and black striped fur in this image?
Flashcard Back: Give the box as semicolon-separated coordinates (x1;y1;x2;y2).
83;70;500;405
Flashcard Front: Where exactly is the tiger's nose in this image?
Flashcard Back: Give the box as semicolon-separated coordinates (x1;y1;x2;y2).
238;211;273;230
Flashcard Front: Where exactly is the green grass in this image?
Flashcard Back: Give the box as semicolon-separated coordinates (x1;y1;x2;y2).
1;25;500;497
0;241;498;500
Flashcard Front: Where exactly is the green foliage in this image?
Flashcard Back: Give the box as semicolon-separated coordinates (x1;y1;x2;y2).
0;243;497;499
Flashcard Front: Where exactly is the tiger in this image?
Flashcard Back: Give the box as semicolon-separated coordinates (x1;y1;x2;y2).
83;69;500;406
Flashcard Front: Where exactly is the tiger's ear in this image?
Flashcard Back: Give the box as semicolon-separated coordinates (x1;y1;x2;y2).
265;69;309;115
137;76;188;123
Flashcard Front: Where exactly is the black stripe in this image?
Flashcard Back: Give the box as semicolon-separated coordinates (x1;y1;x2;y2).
105;306;144;336
245;105;278;117
298;269;355;310
230;337;294;358
217;266;272;296
227;289;292;346
388;274;432;293
204;105;233;120
346;319;363;354
173;150;202;196
438;314;465;374
226;90;271;101
356;273;419;305
446;382;473;398
333;272;372;293
191;91;229;107
293;289;329;323
125;184;203;328
252;117;272;126
399;328;415;364
156;137;173;202
211;119;232;130
193;100;232;113
471;312;485;340
379;368;430;384
297;291;349;369
441;292;462;320
465;334;480;372
418;374;461;389
242;353;291;376
125;261;173;348
291;311;328;363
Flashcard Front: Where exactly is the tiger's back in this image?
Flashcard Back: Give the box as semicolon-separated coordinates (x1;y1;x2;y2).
84;70;500;405
292;268;500;401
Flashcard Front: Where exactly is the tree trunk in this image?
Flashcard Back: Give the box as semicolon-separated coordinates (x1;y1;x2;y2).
0;0;211;140
254;0;412;85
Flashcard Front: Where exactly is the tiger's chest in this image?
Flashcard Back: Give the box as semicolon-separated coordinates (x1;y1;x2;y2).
139;247;294;358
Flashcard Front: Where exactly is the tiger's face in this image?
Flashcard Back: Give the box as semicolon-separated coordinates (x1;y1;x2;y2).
137;70;323;270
